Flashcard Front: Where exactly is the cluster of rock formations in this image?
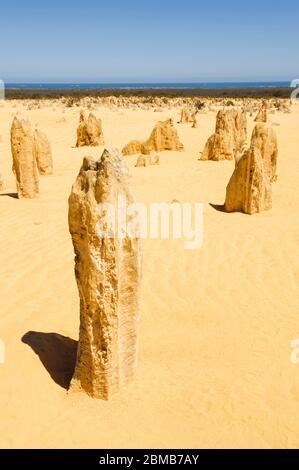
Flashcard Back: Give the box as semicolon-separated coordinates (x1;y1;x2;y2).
122;119;183;156
68;148;141;400
66;116;279;403
2;97;284;402
224;123;278;214
10;117;53;198
74;94;290;114
201;108;247;161
10;94;292;115
76;111;104;147
67;110;278;400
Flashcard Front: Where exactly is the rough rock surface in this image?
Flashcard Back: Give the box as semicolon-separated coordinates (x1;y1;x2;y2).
11;117;39;198
68;147;141;400
86;113;104;146
202;108;247;161
254;101;267;122
201;134;215;160
76;111;104;147
135;152;160;167
34;129;53;175
144;119;184;153
122;139;145;156
76;111;89;146
225;145;272;214
180;108;193;124
250;123;278;182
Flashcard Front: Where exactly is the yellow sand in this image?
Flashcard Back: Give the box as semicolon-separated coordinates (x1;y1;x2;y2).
0;100;299;448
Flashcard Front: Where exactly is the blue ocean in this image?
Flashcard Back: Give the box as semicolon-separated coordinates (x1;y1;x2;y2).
5;82;290;90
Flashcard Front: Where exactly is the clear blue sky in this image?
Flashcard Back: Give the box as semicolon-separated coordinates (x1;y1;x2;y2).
0;0;298;83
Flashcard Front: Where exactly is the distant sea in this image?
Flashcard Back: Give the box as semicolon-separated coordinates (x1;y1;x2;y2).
5;82;290;90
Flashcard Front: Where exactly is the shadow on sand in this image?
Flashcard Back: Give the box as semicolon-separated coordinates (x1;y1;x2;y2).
209;203;227;213
0;192;18;199
22;331;77;389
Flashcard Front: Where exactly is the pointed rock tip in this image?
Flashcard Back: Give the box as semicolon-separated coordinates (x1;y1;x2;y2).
101;146;129;176
82;156;98;171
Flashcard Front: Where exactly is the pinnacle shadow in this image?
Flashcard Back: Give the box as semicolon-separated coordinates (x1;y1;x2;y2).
22;331;77;390
0;192;18;199
209;203;226;213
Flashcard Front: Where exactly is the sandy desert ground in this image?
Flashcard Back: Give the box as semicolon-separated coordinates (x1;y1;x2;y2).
0;98;299;448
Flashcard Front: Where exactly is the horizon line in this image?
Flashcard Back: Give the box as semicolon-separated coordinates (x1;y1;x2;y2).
3;79;294;85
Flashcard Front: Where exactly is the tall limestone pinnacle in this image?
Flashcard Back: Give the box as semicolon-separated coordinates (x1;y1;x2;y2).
68;147;141;399
225;144;272;215
11;116;39;198
34;128;53;175
250;123;278;182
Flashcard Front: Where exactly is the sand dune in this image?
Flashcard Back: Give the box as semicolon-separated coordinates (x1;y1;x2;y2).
0;100;299;448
